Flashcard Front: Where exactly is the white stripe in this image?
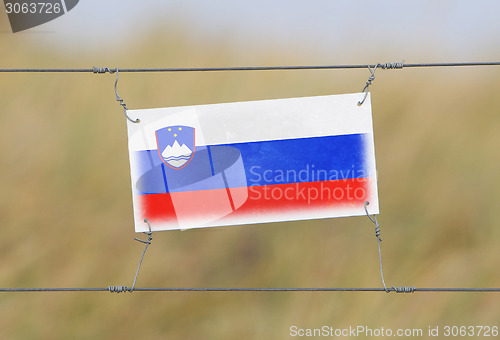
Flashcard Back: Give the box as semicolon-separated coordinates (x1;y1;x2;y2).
127;93;372;151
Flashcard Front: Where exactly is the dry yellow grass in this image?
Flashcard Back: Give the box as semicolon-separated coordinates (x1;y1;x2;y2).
0;17;499;339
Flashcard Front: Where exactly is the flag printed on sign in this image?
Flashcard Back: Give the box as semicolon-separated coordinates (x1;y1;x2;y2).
126;93;379;232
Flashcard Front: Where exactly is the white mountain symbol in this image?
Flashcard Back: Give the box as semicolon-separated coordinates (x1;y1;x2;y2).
161;140;193;168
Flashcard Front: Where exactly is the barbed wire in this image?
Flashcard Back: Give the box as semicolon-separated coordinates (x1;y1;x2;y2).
0;61;499;73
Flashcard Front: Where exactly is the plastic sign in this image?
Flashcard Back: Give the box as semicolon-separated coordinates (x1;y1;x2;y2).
126;93;379;232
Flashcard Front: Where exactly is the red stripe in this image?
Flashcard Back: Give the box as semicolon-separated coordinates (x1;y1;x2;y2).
232;178;368;217
138;178;370;227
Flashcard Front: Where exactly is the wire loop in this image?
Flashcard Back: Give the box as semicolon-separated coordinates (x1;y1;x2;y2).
93;67;139;123
364;201;389;292
364;201;382;242
129;219;154;292
108;220;154;294
357;64;378;106
357;61;404;106
364;201;416;294
113;68;140;123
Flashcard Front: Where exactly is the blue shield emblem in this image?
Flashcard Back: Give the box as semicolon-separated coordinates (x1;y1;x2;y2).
155;125;195;169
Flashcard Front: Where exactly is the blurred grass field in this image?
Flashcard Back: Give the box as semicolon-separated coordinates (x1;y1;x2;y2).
1;16;500;340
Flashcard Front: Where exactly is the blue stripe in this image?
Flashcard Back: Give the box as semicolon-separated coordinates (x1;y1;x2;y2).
134;134;369;194
206;145;215;176
160;163;169;193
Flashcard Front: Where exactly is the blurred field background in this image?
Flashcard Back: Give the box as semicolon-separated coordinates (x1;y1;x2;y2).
1;2;500;339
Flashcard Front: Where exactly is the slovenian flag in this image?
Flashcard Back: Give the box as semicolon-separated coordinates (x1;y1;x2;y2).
126;93;379;232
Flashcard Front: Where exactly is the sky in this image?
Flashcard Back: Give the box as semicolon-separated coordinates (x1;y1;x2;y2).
2;0;500;62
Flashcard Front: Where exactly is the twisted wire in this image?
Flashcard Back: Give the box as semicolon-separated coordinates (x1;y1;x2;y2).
380;61;404;69
357;64;379;106
129;219;154;292
364;201;387;292
108;286;129;293
364;202;416;294
92;67;115;74
391;286;416;293
112;68;139;123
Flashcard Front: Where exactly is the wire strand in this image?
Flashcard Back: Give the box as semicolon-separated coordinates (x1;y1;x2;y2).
0;287;499;293
1;60;499;294
0;62;499;73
